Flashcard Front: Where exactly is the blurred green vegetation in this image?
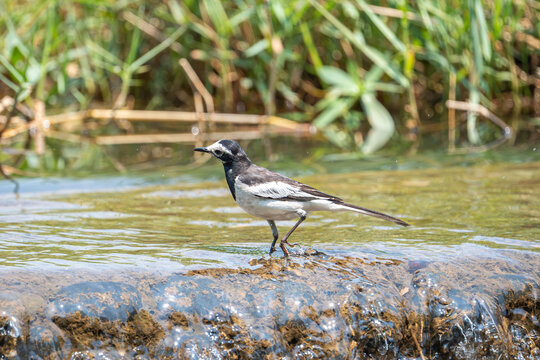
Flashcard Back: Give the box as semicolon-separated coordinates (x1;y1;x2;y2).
0;0;538;172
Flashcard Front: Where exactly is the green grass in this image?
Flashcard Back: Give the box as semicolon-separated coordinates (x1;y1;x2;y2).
0;0;537;164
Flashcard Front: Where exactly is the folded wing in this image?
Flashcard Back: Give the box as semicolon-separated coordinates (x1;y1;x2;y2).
237;166;342;202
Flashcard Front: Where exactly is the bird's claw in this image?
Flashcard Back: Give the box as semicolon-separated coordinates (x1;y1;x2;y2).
282;240;299;248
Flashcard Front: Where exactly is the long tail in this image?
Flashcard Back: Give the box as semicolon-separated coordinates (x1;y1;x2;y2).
338;202;410;227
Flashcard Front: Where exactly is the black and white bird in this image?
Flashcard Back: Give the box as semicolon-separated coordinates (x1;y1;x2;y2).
194;139;409;257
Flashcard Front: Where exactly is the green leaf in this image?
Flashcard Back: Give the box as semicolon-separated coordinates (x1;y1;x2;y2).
126;25;141;66
308;0;409;88
355;0;406;53
0;54;24;83
229;8;254;28
313;98;352;128
474;0;491;61
364;64;384;84
244;39;268;57
323;125;350;148
342;2;359;20
129;26;185;71
202;0;231;35
361;93;395;154
367;82;403;93
276;82;301;106
317;66;359;94
168;0;185;24
300;22;322;70
0;73;18;91
25;62;42;84
271;1;287;25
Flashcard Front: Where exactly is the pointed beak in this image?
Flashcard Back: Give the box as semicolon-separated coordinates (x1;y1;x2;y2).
193;146;210;153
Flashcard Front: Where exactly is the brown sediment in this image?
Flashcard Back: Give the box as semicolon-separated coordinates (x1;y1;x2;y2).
52;309;164;355
168;311;189;329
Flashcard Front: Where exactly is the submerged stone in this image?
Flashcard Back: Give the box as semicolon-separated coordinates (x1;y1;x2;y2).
0;315;21;359
148;255;539;359
0;253;537;359
26;323;65;359
48;281;142;322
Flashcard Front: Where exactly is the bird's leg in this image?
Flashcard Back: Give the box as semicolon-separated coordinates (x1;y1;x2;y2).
267;220;279;255
280;215;306;256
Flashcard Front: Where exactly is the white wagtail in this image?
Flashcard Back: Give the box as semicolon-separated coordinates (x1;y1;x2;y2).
194;139;409;257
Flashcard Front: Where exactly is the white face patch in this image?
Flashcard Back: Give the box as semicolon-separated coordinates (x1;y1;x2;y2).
206;141;233;160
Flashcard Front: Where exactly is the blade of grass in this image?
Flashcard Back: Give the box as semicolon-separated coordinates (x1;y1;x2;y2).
36;4;56;101
474;0;491;61
202;0;232;36
355;0;406;53
300;22;322;71
0;55;24;83
308;0;409;87
129;26;186;71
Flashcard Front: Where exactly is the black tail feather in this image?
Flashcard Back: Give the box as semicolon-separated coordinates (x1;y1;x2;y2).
339;202;410;227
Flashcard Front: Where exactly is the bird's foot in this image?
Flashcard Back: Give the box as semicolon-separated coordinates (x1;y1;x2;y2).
282;240;299;248
269;246;276;255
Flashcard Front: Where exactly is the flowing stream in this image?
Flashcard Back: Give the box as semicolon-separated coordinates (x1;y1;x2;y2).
0;155;538;359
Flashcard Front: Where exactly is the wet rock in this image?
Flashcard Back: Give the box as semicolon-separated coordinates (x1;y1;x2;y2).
0;315;21;359
152;256;406;358
52;309;164;356
25;323;65;359
150;255;540;359
48;281;142;322
0;318;20;339
1;254;538;359
497;285;540;357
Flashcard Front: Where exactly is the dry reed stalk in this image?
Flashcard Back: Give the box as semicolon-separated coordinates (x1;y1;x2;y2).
1;96;310;152
43;111;89;124
32;101;45;155
0;115;26;128
87;109;261;124
0;97;15;138
179;58;215;115
515;31;540;50
94;126;312;145
0;96;14;113
1;111;88;140
446;100;512;153
0;164;39;177
122;11;183;53
193;92;205;159
1;119;34;139
368;4;421;22
446;100;511;133
95;131;260;145
87;109;303;129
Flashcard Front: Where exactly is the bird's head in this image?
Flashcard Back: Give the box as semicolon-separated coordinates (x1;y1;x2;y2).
194;139;249;164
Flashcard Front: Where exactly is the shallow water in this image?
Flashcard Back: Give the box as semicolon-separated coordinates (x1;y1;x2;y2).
0;159;539;359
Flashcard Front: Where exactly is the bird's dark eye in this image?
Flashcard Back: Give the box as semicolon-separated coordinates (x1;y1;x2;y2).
214;150;223;156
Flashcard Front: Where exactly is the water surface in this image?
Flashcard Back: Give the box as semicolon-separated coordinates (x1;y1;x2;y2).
0;161;537;269
0;159;538;359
